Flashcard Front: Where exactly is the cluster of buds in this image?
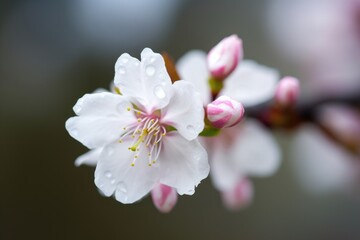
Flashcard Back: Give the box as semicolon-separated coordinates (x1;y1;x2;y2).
205;35;245;130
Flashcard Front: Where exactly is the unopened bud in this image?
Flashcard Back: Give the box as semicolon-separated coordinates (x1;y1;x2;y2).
221;178;253;211
206;96;244;128
151;183;178;213
275;76;300;106
207;34;243;80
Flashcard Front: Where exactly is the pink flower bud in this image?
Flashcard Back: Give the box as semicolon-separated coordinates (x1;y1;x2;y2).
207;34;243;80
275;76;300;106
206;96;245;128
221;178;253;211
151;183;178;213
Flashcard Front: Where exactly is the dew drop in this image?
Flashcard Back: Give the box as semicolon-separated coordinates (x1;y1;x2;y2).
153;85;166;99
118;66;126;75
110;179;116;185
187;189;195;194
149;57;156;63
73;105;81;114
117;182;127;193
146;66;156;76
186;125;196;135
104;171;112;178
70;128;78;137
107;147;114;156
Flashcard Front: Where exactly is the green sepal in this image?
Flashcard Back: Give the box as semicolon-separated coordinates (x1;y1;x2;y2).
208;76;224;95
200;127;221;137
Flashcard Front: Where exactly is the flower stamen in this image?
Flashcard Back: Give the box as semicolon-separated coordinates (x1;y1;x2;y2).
119;115;166;167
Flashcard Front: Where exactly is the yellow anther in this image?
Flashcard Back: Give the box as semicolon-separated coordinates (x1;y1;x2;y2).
119;140;122;143
114;87;121;95
131;163;135;167
148;164;152;167
127;107;131;111
129;129;148;151
123;127;126;130
134;155;138;158
137;119;141;122
152;160;156;164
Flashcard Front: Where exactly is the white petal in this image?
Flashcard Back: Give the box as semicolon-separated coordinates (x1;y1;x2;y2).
65;92;136;149
291;124;357;194
210;146;242;191
114;48;173;113
210;120;281;190
75;148;102;167
158;132;209;195
94;142;159;204
220;60;279;107
161;80;204;141
176;50;211;105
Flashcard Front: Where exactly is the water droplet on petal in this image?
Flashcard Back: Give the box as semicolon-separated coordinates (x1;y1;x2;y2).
150;57;156;63
104;171;112;178
117;182;127;193
193;152;201;161
146;66;156;76
107;147;114;156
73;105;81;114
110;179;116;185
118;66;126;75
187;189;195;194
70;128;78;137
154;85;166;99
186;125;196;135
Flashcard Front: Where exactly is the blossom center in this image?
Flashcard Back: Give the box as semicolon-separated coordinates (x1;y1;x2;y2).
119;110;166;167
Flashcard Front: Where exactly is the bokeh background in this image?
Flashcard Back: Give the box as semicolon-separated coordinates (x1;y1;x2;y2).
1;0;360;239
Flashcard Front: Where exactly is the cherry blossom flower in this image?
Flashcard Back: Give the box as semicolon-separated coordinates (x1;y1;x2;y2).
291;124;360;194
267;0;360;96
66;48;209;204
176;49;281;209
178;50;279;107
291;105;360;194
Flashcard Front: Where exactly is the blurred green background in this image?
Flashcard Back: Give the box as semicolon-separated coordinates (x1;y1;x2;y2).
1;0;360;239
